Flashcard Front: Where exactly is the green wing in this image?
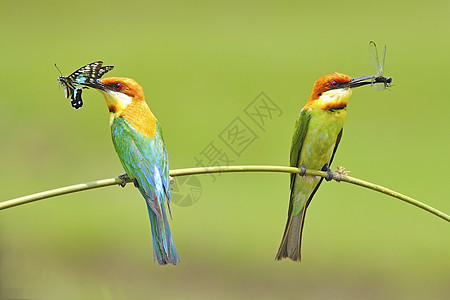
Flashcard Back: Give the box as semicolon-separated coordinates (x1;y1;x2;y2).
111;117;178;264
288;110;343;212
289;109;311;189
111;117;170;216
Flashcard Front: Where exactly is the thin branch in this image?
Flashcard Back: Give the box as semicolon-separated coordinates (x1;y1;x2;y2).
0;177;125;211
1;165;448;223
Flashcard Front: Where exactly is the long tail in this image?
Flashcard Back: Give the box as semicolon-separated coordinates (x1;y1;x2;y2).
275;207;307;261
147;205;179;265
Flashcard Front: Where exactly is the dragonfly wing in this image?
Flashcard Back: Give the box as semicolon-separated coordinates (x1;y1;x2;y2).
369;41;380;75
374;44;387;91
369;41;389;91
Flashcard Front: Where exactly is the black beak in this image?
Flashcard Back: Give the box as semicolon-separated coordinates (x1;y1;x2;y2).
82;79;108;91
346;75;392;89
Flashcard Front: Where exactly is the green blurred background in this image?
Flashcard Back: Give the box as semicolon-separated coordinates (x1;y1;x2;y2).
1;0;449;299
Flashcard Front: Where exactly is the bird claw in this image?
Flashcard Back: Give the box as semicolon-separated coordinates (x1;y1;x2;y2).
132;178;140;188
322;164;333;181
118;173;130;187
299;164;307;177
118;173;140;188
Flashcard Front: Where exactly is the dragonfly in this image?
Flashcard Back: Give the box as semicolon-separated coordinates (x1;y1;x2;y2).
369;41;392;90
56;61;114;109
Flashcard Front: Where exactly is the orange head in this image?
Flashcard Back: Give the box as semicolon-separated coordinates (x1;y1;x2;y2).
94;77;145;113
304;73;380;111
308;73;351;102
101;77;145;98
91;77;157;137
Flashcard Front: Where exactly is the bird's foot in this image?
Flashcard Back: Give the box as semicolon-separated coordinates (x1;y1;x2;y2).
299;164;307;177
118;173;130;187
132;178;140;188
118;173;140;188
322;164;333;181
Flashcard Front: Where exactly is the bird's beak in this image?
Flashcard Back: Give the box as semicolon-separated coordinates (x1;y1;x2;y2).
83;79;108;92
346;75;392;89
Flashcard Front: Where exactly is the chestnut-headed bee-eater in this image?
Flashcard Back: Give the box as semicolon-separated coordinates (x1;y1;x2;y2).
90;77;179;265
276;73;391;261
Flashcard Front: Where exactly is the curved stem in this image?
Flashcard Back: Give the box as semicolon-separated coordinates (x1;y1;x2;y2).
0;177;125;211
1;165;448;223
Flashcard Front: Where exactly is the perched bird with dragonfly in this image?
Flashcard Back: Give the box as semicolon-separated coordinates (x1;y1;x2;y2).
276;46;392;261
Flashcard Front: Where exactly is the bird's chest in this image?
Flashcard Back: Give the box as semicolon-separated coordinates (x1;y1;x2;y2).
299;109;346;169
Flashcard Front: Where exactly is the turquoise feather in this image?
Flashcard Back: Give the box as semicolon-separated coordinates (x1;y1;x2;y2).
111;116;179;265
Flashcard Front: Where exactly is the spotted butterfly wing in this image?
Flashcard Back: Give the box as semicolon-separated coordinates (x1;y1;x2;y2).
98;65;114;78
57;61;114;109
71;88;83;109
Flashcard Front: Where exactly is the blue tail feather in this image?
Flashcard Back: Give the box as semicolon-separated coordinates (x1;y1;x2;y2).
147;204;179;265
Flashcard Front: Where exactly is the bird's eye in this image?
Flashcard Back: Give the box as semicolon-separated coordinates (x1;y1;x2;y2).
114;83;122;90
330;80;339;88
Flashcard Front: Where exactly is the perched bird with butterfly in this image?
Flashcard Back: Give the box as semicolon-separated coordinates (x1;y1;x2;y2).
56;61;114;109
57;62;179;265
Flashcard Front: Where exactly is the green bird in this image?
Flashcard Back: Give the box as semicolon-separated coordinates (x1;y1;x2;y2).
90;76;179;265
276;72;391;261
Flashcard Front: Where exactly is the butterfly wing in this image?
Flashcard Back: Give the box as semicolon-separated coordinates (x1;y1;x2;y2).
57;61;114;109
68;61;104;85
98;65;114;78
71;88;83;109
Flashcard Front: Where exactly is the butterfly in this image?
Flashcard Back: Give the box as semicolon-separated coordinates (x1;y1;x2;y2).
56;61;114;109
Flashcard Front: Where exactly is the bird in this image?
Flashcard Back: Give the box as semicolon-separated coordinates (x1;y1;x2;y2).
89;77;179;265
276;72;391;261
